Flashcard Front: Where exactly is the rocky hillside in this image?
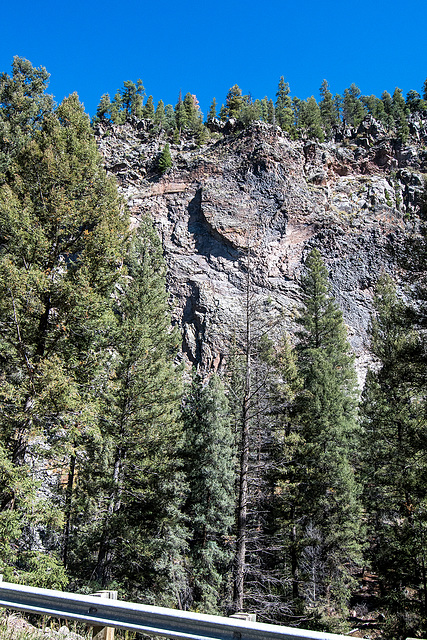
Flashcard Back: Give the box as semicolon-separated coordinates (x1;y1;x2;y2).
95;116;427;380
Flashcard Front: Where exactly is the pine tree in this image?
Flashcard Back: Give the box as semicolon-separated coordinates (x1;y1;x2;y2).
256;335;303;622
392;88;410;141
360;275;427;636
267;99;276;125
319;80;338;138
381;90;394;129
406;90;422;113
227;242;284;615
0;90;129;585
290;249;362;626
182;372;235;613
164;104;176;131
0;57;54;174
158;143;172;174
260;97;269;122
143;95;155;120
343;83;366;127
70;219;187;604
183;92;203;132
207;97;217;122
94;93;112;123
225;85;244;119
302;97;324;142
120;79;145;119
154;99;166;129
175;91;187;132
275;77;293;133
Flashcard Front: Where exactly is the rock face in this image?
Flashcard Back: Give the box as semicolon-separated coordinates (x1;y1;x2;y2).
95;116;427;381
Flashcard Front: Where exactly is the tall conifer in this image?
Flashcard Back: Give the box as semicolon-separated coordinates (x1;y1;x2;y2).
291;249;362;626
182;372;235;613
71;219;186;603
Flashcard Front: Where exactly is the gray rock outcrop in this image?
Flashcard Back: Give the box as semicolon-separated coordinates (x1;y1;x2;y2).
96;117;426;382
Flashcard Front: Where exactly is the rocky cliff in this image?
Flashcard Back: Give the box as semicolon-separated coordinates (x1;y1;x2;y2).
95;116;427;381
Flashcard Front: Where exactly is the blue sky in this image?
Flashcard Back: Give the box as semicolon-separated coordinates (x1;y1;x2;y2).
1;0;426;118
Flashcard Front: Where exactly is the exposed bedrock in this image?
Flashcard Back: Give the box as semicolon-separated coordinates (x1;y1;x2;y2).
96;116;427;381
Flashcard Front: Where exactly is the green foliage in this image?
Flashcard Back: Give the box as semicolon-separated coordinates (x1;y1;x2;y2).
183;92;203;132
267;98;276;124
0;86;129;586
14;551;68;589
143;94;155;120
0;57;54;176
297;96;324;141
69;219;186;603
154;99;166;129
225;84;244;119
94;93;112;124
158;142;172;173
275;76;293;132
182;372;235;613
319;80;339;137
406;89;423;113
120;79;145;119
289;249;362;620
164;104;176;131
360;275;427;635
342;83;366;127
207;97;217;122
94;80;145;123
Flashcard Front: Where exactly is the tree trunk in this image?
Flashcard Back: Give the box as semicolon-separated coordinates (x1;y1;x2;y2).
62;452;76;567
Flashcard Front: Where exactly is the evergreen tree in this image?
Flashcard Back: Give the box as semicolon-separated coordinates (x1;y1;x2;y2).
70;219;186;604
183;92;203;132
0;57;54;174
120;79;145;119
225;85;244;119
218;104;227;121
94;93;112;123
360;275;427;637
257;335;303;622
275;77;293;133
110;90;125;124
292;97;304;137
0;91;129;584
227;244;284;616
361;94;386;122
175;91;188;132
289;249;362;626
391;87;410;141
164;104;176;131
143;95;155;120
342;83;366;127
381;90;395;129
260;97;269;122
182;372;235;613
267;99;276;125
154;99;166;129
207;97;217;122
158;143;172;174
301;97;324;142
319;80;338;138
406;89;422;113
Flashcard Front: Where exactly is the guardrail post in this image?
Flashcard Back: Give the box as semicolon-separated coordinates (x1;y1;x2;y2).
230;613;257;622
90;590;117;640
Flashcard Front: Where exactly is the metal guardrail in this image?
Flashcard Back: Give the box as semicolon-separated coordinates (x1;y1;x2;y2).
0;581;352;640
